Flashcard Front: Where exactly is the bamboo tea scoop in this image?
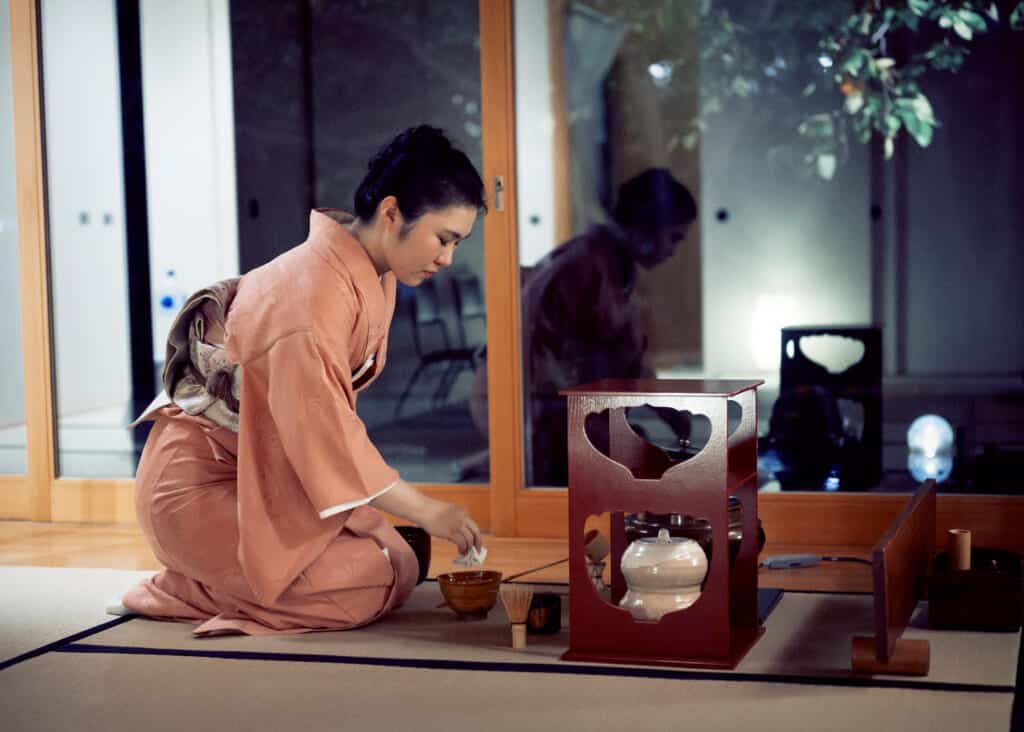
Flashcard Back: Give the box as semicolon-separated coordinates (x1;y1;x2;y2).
502;530;611;582
504;557;568;583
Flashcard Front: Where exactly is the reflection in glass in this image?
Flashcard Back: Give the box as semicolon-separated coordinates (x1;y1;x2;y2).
908;452;953;484
516;2;702;487
0;0;27;474
907;414;954;483
516;1;1024;494
515;1;957;491
42;0;488;483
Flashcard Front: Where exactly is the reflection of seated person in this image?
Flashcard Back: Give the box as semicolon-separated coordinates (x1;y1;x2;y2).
523;168;698;486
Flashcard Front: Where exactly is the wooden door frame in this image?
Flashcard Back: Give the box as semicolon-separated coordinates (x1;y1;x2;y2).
479;0;521;536
9;0;53;522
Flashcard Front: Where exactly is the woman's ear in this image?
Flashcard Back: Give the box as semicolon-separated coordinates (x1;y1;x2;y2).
377;195;403;232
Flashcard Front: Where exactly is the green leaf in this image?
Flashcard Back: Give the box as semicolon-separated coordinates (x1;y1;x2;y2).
884;114;902;136
1012;2;1024;30
906;118;933;147
958;9;988;32
923;41;968;71
884;136;895;159
912;93;936;124
802;83;817;97
915;122;934;147
898;110;925;143
952;18;973;40
908;0;931;16
988;4;999;21
895;106;935;148
843;49;869;74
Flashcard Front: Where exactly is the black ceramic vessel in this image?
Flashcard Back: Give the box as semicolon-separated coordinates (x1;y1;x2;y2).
929;548;1023;631
526;592;562;634
394;526;431;585
624;496;766;562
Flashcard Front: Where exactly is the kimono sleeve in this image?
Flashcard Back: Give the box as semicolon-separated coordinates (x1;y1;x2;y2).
263;329;399;515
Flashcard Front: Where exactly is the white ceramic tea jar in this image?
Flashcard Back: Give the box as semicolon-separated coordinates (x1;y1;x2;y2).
619;528;708;621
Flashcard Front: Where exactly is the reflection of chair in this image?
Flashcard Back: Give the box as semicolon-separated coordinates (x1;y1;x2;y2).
394;273;485;419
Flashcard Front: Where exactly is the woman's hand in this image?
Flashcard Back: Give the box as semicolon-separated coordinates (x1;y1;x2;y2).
418;499;482;555
369;479;482;554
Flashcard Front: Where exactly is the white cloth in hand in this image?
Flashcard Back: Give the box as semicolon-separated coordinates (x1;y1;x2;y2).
453;545;488;567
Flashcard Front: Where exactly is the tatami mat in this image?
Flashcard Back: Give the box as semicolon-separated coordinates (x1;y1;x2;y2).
0;567;1018;732
0;566;153;666
70;580;1020;690
0;651;1013;732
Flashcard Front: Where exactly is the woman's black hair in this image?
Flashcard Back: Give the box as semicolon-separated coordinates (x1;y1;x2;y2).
612;168;697;235
354;125;487;227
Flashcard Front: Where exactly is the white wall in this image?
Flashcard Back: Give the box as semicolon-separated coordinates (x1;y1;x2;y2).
700;112;873;381
513;0;556;267
0;0;26;434
141;0;238;356
41;0;132;418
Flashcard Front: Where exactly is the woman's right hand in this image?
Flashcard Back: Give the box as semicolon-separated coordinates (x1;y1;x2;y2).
370;479;482;555
419;498;482;556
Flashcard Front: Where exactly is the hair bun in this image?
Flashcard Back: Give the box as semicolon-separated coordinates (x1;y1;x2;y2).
353;125;486;222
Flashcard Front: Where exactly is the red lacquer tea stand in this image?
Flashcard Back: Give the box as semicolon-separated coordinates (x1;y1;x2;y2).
561;378;765;669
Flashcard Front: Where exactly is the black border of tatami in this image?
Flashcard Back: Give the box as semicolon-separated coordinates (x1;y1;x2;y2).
53;641;1015;695
0;614;138;672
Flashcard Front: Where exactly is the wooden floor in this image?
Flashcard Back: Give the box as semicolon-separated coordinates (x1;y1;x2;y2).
0;520;873;592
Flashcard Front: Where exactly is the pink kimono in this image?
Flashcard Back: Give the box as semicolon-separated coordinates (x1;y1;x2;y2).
123;210;419;635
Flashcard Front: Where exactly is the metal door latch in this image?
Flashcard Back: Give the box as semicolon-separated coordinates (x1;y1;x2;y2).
494;175;505;212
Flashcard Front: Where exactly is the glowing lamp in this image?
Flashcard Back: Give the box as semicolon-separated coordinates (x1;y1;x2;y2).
906;414;954;483
907;414;954;459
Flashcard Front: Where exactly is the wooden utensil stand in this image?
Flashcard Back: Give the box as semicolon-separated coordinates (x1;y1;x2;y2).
850;480;936;676
560;379;764;669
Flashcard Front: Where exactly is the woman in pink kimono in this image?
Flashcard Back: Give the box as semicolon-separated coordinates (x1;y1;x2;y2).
122;127;486;635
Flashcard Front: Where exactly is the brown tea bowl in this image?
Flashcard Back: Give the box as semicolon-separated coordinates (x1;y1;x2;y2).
437;570;503;620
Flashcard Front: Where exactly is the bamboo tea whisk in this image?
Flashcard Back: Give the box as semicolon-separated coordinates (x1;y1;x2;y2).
499;584;534;650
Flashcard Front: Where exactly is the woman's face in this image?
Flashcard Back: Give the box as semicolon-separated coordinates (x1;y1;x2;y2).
387;204;478;286
631;222;690;269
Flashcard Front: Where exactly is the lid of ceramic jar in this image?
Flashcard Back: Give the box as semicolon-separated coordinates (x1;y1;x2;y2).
636;528;689;545
627;528;705;566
